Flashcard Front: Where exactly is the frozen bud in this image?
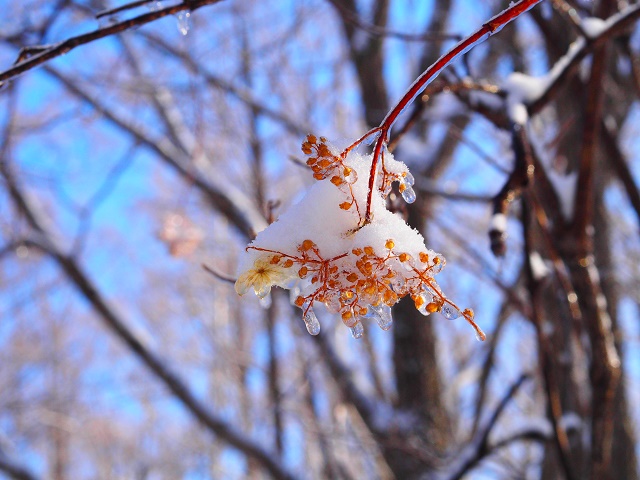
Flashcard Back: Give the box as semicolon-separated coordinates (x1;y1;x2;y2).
324;292;341;314
343;167;358;184
303;308;321;335
341;310;357;327
431;254;446;274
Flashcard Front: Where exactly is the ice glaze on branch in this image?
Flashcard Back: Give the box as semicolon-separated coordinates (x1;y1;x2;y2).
361;0;543;224
0;0;224;87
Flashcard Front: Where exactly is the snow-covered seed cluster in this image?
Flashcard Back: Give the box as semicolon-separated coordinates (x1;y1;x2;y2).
235;136;484;341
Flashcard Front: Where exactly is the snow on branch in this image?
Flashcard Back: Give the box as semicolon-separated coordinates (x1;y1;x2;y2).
234;0;544;340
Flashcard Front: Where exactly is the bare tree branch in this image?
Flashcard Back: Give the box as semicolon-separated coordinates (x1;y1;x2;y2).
0;155;297;480
0;0;224;87
0;451;39;480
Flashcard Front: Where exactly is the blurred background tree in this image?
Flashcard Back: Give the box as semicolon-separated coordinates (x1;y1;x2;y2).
1;1;639;479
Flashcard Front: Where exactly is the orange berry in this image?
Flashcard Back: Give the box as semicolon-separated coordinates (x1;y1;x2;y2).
307;134;317;144
414;296;425;309
347;273;358;283
330;176;343;186
399;183;407;193
426;302;440;313
385;239;395;250
301;239;314;251
283;259;294;268
364;246;374;256
352;248;363;255
339;202;351;210
399;253;409;262
294;296;305;307
298;266;308;278
463;308;475;319
313;173;324;180
270;255;281;264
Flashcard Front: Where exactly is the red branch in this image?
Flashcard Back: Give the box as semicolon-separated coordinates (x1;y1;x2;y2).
362;0;543;223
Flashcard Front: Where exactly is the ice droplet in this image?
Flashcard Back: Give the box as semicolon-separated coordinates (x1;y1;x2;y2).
401;186;416;203
404;171;415;186
255;284;271;299
303;308;321;335
176;11;191;35
350;321;364;339
324;292;341;314
441;304;460;320
259;293;272;309
370;304;393;330
148;1;165;12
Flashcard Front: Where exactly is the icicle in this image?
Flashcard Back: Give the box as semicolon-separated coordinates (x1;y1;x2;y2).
303;307;321;335
370;304;393;330
401;186;416;203
404;171;415;186
349;320;364;339
176;11;191;35
255;284;271;299
259;293;272;309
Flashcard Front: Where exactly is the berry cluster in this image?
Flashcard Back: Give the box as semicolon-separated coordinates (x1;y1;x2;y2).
235;136;484;341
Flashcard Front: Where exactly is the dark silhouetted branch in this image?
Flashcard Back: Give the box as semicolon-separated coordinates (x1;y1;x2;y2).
0;0;224;87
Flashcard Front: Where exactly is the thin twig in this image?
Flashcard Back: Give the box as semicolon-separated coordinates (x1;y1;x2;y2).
0;0;224;86
202;263;236;284
96;0;157;19
364;0;543;224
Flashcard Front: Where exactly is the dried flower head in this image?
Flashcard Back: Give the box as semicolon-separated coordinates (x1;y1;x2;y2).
235;136;484;341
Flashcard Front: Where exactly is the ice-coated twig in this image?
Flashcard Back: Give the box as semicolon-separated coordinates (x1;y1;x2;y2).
362;0;543;224
0;0;224;87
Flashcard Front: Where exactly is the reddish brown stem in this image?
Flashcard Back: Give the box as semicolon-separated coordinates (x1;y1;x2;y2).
362;0;543;223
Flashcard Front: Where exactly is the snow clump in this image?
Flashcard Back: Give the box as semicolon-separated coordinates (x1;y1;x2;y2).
235;135;484;340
